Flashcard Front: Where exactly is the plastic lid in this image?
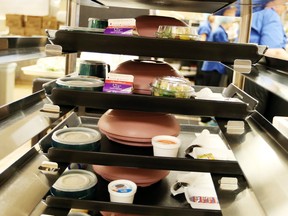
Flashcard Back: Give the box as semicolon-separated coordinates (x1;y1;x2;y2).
52;127;101;145
56;76;104;88
53;169;97;192
108;179;137;195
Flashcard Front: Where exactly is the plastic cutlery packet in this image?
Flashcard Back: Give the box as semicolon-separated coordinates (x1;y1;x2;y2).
171;172;220;210
184;185;220;210
192;129;227;149
185;129;236;160
170;172;203;196
195;87;241;102
190;146;236;161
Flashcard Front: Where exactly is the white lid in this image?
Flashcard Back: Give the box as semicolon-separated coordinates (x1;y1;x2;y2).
56;76;104;88
53;169;97;192
52;127;101;145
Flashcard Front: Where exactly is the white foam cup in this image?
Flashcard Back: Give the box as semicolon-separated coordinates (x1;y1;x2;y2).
108;179;137;203
151;135;181;157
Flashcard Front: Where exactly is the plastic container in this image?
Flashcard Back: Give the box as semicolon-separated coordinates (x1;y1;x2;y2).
156;26;200;40
51;169;98;199
79;60;110;79
108;179;137;203
151;76;195;98
151;135;181;157
56;76;104;91
88;18;108;29
52;127;101;151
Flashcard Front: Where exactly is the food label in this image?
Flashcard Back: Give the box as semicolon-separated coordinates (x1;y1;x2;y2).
190;196;218;204
103;73;134;94
104;27;134;36
112;183;132;193
104;18;136;36
107;18;136;27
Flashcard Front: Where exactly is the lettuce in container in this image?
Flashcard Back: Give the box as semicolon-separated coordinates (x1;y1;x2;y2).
151;76;195;98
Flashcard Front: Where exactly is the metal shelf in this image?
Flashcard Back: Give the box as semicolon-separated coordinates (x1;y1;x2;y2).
51;30;264;64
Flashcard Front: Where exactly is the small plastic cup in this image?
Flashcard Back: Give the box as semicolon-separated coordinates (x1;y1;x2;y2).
151;135;181;157
108;179;137;203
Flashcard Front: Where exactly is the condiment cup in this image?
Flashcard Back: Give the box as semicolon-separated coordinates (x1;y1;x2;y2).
151;135;181;157
108;179;137;203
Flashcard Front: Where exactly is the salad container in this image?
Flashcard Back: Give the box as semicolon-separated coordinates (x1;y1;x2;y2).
151;76;195;98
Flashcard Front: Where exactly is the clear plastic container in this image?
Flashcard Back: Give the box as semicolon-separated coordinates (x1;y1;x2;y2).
151;76;195;98
156;26;200;41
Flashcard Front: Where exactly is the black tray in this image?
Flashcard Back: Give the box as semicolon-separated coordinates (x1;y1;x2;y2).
43;82;257;120
51;30;263;64
44;169;248;216
265;56;288;73
95;0;235;14
39;112;242;175
44;170;239;216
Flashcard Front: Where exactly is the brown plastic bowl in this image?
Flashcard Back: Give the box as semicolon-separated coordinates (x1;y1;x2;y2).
111;59;182;95
98;109;180;139
135;15;187;37
92;165;170;187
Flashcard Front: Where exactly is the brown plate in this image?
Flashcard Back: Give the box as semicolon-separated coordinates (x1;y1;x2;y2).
105;134;152;147
100;128;152;143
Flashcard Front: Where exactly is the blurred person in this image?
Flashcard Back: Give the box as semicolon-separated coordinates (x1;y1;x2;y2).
195;6;237;86
194;15;216;85
237;0;288;59
197;17;235;86
198;15;215;41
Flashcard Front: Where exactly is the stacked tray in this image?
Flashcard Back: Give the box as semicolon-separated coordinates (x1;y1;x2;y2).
39;112;242;174
43;82;258;119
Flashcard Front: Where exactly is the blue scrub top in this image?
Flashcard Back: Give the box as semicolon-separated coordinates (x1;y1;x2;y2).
201;25;228;74
250;8;287;48
198;20;212;39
